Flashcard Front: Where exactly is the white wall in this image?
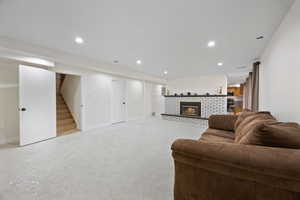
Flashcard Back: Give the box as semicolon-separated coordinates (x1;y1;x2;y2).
167;75;227;95
81;73;165;130
61;75;82;129
144;82;165;117
260;1;300;123
143;82;153;117
152;84;165;116
0;63;19;144
0;61;164;143
82;74;113;130
126;79;144;120
126;80;165;119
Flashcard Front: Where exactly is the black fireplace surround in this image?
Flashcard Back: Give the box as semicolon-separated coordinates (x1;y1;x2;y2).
180;102;201;116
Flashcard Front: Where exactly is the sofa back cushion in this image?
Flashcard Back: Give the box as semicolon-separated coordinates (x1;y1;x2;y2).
208;114;238;131
238;122;300;149
234;111;276;142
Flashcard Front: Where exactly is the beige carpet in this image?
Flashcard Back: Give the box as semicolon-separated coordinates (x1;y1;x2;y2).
0;118;207;200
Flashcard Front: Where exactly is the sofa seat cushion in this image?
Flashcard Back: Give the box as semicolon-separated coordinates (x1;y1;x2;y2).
200;130;235;143
239;122;300;149
235;112;276;142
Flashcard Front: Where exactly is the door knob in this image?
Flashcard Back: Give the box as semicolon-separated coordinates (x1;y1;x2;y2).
20;108;26;111
122;102;126;104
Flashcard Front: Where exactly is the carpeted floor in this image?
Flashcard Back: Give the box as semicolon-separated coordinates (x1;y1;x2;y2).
0;118;207;200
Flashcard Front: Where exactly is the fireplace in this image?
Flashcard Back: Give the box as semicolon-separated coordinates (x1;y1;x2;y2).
180;102;201;116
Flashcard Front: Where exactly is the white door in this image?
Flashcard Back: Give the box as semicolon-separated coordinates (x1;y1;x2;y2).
19;65;56;146
112;80;126;123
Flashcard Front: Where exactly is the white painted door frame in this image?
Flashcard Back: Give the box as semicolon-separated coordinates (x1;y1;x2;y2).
56;72;84;132
79;76;85;131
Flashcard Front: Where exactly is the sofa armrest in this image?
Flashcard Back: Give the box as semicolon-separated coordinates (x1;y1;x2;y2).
171;139;300;192
208;114;238;131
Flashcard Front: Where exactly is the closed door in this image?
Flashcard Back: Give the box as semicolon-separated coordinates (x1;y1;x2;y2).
112;80;126;123
19;65;56;146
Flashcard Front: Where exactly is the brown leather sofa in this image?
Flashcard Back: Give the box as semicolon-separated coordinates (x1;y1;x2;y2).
171;112;300;200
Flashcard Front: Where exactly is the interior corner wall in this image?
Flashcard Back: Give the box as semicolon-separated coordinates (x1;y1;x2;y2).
259;0;300;123
0;63;19;144
60;75;82;129
167;75;227;95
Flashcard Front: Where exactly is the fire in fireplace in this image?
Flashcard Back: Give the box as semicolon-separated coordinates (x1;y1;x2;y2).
180;102;201;116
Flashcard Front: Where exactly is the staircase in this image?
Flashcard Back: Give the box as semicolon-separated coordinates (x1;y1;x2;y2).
56;74;78;136
56;94;78;136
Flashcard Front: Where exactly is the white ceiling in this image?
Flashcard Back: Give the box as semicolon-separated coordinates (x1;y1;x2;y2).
0;0;294;80
227;71;250;85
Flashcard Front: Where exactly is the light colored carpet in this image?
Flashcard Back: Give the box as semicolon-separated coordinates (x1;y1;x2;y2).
0;118;207;200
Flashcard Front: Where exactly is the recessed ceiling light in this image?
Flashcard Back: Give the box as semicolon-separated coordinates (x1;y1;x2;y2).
217;62;223;66
164;70;168;75
136;60;142;65
207;41;216;47
75;37;84;44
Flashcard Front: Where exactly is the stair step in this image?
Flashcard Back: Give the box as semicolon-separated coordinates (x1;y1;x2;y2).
57;123;76;132
57;103;67;107
57;128;80;137
57;113;72;120
57;118;74;126
57;109;69;114
56;94;78;137
57;107;69;112
57;104;67;109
